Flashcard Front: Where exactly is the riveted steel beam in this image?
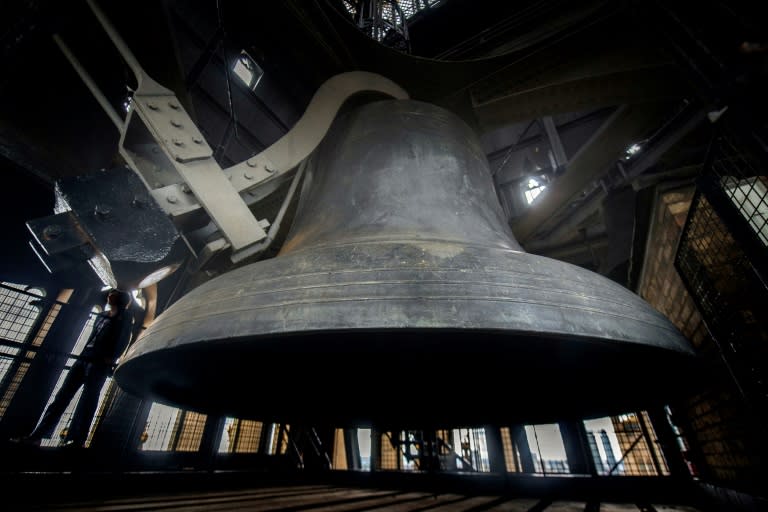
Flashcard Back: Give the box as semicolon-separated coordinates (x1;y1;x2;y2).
511;102;673;243
67;0;409;259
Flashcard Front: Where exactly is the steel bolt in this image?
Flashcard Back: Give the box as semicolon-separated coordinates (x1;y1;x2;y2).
244;172;253;180
170;119;182;128
166;195;178;204
172;138;184;147
181;184;191;194
192;136;203;144
246;158;258;168
168;101;180;110
42;225;62;240
265;166;275;174
147;102;159;110
94;204;112;217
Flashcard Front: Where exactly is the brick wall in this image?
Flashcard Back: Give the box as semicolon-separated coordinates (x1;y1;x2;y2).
638;185;761;490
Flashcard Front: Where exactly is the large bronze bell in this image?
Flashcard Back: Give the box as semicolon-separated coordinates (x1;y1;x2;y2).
115;100;695;428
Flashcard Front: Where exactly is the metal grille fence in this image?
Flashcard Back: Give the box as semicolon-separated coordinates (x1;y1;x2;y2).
675;130;768;410
0;283;47;418
709;135;768;246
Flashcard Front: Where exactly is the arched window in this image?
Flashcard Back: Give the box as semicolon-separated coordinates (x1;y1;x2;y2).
0;282;48;419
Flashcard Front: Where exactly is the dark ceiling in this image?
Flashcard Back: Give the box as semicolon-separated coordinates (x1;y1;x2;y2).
1;0;766;295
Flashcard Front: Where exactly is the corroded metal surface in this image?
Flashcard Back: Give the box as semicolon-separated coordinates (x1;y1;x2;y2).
116;100;696;427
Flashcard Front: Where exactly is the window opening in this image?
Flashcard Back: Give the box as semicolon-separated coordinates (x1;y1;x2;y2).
0;283;46;393
140;403;207;452
218;417;263;453
233;51;264;90
584;412;668;476
500;427;522;472
721;175;768;246
524;177;547;205
0;286;65;420
141;402;180;451
524;423;570;474
357;428;371;471
452;428;491;472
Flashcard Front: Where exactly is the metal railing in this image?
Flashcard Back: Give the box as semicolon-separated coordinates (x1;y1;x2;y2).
675;129;768;411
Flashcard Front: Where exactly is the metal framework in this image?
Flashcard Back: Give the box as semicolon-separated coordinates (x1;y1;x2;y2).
31;0;409;289
342;0;441;53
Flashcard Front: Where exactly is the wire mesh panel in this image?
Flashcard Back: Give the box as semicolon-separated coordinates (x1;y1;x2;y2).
0;283;47;419
218;418;263;453
173;411;207;452
0;283;44;344
676;190;768;409
500;427;522;472
584;413;668;476
664;133;768;487
610;413;665;476
140;403;207;452
0;283;44;385
379;431;399;470
708;134;768;246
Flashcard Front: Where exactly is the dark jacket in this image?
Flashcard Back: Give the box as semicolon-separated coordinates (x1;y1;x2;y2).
80;307;135;365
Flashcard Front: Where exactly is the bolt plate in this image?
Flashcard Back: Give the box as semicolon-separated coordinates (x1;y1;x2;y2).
135;94;212;162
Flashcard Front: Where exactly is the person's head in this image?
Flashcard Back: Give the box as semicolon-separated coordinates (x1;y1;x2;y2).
107;289;132;310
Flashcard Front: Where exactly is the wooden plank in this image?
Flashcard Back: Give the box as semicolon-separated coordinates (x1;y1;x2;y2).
365;493;468;511
546;502;591;512
599;504;641;511
289;491;432;512
179;487;387;511
428;495;505;511
481;499;542;512
46;486;363;511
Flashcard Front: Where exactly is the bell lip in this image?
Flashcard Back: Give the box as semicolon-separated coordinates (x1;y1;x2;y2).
123;239;694;363
115;326;700;428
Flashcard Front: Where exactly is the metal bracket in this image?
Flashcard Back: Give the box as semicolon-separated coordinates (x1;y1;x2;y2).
132;94;213;162
27;167;187;289
61;1;409;261
161;71;411;219
78;0;268;253
27;212;90;258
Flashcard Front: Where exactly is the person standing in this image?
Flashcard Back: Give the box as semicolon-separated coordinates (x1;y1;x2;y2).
14;289;135;448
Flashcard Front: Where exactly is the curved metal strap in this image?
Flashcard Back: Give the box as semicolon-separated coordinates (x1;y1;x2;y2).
152;71;409;220
224;71;410;195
